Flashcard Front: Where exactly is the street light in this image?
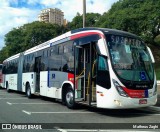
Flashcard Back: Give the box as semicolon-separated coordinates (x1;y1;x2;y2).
83;0;86;28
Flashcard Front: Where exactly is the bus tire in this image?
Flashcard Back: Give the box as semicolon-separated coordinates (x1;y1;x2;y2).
65;88;76;109
26;83;32;98
6;82;10;92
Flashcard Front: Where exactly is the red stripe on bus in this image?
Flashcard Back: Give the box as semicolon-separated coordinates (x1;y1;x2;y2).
70;32;104;40
122;87;145;98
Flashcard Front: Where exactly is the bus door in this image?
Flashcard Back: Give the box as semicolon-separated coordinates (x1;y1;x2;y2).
35;57;41;93
17;53;24;91
75;42;97;105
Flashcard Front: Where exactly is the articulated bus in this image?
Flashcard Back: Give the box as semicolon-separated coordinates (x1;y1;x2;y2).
0;64;3;88
2;28;157;109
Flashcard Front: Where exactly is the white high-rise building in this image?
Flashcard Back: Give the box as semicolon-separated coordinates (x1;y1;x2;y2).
38;8;64;26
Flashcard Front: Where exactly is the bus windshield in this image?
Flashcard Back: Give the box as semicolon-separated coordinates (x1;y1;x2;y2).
106;34;154;82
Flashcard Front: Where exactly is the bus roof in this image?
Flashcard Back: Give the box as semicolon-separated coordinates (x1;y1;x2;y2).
3;53;20;62
3;28;142;62
71;27;140;39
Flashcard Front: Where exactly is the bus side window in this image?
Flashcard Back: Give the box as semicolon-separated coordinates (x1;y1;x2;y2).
2;65;6;74
97;56;111;89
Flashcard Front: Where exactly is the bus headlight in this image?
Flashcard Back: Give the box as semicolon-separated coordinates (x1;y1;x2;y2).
112;79;128;97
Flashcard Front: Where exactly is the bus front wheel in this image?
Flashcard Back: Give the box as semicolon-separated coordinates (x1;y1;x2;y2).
65;88;76;109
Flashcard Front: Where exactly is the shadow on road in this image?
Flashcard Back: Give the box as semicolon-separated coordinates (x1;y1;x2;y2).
1;87;160;118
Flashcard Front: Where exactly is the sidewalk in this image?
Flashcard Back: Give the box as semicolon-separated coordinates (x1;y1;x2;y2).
157;80;160;85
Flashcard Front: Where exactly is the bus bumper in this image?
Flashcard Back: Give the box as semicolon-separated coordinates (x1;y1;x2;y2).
97;94;157;109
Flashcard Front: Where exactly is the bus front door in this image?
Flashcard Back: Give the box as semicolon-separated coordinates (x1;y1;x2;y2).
75;42;97;106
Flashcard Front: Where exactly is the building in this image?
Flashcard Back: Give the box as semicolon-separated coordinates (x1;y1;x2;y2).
63;19;68;26
38;8;64;26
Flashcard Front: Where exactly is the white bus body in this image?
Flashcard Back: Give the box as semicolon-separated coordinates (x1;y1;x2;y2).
2;28;157;109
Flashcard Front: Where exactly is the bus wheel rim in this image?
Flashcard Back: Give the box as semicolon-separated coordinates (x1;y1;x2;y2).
27;88;30;96
66;91;73;105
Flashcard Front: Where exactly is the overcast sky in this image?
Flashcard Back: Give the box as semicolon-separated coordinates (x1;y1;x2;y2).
0;0;119;49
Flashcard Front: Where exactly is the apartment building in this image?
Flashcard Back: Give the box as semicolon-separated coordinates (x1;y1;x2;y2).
38;8;64;26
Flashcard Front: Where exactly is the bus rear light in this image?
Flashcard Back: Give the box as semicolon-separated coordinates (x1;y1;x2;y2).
112;79;128;97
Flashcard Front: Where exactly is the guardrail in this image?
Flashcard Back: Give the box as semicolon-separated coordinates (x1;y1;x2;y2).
157;81;160;85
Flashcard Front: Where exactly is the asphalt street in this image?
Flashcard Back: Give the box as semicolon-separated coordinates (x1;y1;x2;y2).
0;86;160;132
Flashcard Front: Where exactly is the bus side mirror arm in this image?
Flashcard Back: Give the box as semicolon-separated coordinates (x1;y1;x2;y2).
147;46;155;63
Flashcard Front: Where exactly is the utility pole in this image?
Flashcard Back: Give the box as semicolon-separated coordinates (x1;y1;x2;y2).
83;0;86;28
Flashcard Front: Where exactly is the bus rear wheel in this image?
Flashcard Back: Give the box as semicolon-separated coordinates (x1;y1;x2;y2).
26;84;32;98
65;88;76;109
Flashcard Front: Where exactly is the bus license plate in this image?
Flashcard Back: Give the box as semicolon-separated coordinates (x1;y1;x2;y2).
139;99;147;104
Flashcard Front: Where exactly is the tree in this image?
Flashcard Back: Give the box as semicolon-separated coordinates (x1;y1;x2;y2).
69;12;101;30
97;0;160;44
4;27;25;56
0;21;64;61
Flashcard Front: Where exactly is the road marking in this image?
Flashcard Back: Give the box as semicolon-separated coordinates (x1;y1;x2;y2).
7;102;12;105
22;110;31;115
0;94;11;95
22;110;93;115
0;97;28;99
57;130;135;132
22;109;160;116
56;129;98;132
6;101;54;105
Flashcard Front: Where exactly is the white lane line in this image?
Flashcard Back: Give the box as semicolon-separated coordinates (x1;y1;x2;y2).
0;97;27;99
7;102;12;105
0;94;11;95
31;111;92;114
0;94;17;95
56;129;97;132
22;110;93;115
22;110;31;115
6;102;54;105
22;109;160;116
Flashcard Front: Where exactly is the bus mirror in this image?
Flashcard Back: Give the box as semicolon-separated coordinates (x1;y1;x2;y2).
147;46;155;63
97;38;108;56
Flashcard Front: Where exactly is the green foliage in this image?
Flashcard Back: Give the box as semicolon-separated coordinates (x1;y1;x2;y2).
97;0;160;44
69;12;101;30
1;0;160;63
0;21;65;62
154;35;160;45
0;47;9;63
155;66;160;80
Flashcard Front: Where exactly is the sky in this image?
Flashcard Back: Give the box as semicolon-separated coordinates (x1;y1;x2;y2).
0;0;119;49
